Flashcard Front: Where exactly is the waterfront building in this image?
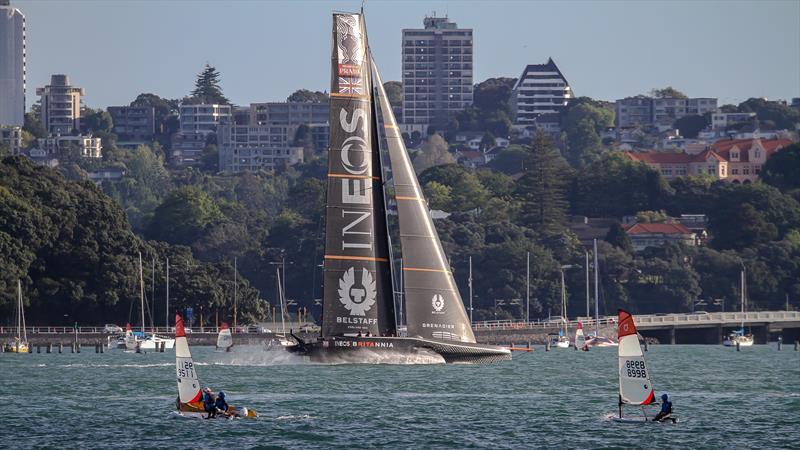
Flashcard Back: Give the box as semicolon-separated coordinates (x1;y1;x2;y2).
402;15;473;133
39;134;102;158
616;96;718;129
511;58;572;125
0;125;23;154
178;103;231;135
36;75;84;135
107;106;156;142
217;122;303;173
0;0;25;127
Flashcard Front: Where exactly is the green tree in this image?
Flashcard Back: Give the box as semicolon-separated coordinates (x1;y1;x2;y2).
413;134;455;173
286;89;329;103
190;64;230;104
673;114;709;138
651;87;688;98
292;124;315;160
23;112;47;138
516;133;571;233
423;181;453;211
605;223;633;253
761;143;800;193
418;164;490;212
487;145;527;175
147;186;224;245
737;98;800;130
83;108;114;134
635;210;669;223
383;81;402;107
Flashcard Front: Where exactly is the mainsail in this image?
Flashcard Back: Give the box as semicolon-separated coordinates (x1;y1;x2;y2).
175;314;202;404
372;62;476;343
575;321;585;349
322;13;395;337
618;309;655;406
216;322;233;350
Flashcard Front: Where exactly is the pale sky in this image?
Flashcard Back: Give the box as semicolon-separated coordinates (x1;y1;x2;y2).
15;0;800;109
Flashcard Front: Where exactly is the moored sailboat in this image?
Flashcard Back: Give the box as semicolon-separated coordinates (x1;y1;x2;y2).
175;313;256;418
125;253;175;351
723;268;754;347
3;280;29;353
288;12;509;364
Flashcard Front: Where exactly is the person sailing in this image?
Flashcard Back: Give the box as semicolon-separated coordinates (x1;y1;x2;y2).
653;393;673;422
215;391;230;416
202;387;217;419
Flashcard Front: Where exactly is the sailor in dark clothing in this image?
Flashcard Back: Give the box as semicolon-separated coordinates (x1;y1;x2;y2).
653;393;673;422
202;387;217;419
215;391;230;416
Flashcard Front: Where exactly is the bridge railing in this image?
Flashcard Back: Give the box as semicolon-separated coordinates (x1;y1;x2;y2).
471;317;616;332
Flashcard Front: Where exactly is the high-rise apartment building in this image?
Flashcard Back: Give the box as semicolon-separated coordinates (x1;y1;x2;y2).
178;103;231;135
511;58;572;125
402;15;473;132
36;74;84;135
616;95;718;129
0;0;26;127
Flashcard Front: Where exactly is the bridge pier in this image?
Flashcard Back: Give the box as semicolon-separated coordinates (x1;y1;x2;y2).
716;325;724;345
669;327;676;345
754;326;769;345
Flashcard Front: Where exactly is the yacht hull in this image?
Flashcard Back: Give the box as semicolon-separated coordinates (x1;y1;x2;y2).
288;336;511;364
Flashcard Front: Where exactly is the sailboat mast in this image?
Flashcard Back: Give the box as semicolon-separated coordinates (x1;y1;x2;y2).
17;279;22;341
165;257;169;328
561;268;567;335
585;249;590;319
741;268;745;329
593;239;600;336
277;268;286;334
234;257;238;331
526;252;530;323
139;252;145;334
470;256;474;324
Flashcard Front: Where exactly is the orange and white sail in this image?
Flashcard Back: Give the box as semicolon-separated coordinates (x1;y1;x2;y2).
575;321;586;349
175;314;202;404
216;322;233;350
618;309;655;405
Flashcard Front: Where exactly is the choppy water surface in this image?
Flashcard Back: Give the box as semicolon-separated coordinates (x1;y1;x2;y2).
3;344;798;448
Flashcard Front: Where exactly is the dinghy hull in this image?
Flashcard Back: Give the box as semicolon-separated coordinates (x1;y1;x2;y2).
288;336;511;364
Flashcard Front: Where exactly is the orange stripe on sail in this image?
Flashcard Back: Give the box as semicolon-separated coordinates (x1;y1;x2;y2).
403;267;450;274
330;93;368;99
328;173;381;180
383;124;399;129
324;255;388;262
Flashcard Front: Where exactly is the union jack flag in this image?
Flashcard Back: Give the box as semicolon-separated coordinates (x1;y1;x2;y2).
338;77;363;95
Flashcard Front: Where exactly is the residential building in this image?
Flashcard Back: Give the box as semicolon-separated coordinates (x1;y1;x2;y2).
248;101;329;150
624;138;791;183
511;58;572;125
170;132;207;167
36;74;84;135
0;0;25;127
623;222;696;252
217;122;303;173
568;216;619;247
0;125;23;154
709;138;792;184
615;96;718;129
402;15;473;132
711;111;756;130
88;167;126;185
39;134;102;158
107;106;156;142
178;103;231;135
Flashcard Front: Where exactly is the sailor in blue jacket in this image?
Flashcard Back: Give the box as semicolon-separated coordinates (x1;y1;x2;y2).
215;391;230;416
202;387;217;419
653;393;673;422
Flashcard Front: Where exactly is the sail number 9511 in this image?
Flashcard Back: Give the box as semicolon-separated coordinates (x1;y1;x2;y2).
177;361;195;378
624;360;647;378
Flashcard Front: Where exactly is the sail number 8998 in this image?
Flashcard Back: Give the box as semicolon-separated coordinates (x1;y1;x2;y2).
625;360;647;378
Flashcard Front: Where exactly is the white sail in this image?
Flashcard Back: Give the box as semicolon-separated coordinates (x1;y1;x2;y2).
618;309;655;406
216;322;233;350
175;314;202;405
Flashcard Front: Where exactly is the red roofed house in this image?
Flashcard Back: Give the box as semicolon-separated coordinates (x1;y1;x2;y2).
624;138;792;183
624;222;696;252
709;138;792;184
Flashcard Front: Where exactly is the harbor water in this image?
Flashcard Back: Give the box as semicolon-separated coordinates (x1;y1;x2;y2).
3;344;798;448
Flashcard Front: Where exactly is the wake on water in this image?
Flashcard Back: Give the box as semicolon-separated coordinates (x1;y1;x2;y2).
205;345;446;366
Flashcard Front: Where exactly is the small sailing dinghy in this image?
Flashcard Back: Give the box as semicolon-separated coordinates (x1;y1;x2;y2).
216;322;233;352
612;309;676;423
575;322;586;350
175;314;256;419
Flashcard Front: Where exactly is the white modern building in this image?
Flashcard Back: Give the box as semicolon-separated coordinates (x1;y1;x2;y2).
0;0;25;127
178;103;232;134
511;58;572;125
36;74;85;135
711;111;757;130
39;134;102;158
217;122;304;173
402;15;473;132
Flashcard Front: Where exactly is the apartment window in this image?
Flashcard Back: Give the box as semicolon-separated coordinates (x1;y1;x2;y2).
731;151;738;159
754;150;761;158
731;168;739;175
755;167;761;175
743;168;750;175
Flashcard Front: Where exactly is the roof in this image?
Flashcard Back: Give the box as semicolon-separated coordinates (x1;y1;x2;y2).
624;223;692;235
625;149;724;164
514;57;570;90
710;138;792;162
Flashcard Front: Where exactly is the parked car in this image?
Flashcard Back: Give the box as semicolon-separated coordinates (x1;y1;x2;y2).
103;324;123;334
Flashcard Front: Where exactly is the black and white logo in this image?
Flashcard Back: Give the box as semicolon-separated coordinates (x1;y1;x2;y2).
338;267;377;316
432;294;445;313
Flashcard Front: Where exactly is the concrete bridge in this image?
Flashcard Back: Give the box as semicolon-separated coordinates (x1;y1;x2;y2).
471;311;800;345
